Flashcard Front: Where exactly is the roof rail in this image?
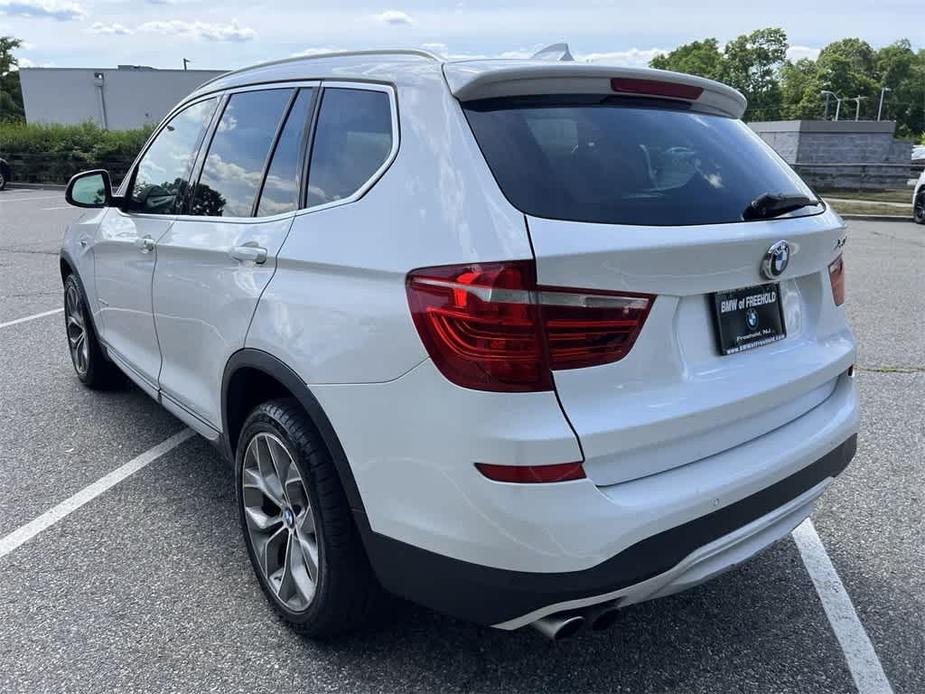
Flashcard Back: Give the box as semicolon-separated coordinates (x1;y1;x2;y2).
196;49;442;90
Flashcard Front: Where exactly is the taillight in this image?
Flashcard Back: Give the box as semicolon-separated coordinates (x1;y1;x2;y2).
828;255;845;306
406;260;654;392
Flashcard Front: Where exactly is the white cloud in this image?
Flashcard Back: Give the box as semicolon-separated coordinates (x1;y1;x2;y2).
89;21;131;35
0;0;84;21
577;47;669;68
16;56;35;67
373;9;413;25
786;45;821;62
139;19;257;42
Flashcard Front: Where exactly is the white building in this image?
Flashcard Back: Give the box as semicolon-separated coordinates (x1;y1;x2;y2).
19;65;227;130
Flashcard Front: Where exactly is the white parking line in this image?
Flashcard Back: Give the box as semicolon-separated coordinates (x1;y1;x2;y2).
0;307;63;329
0;195;64;203
40;206;72;211
793;519;894;694
0;429;194;560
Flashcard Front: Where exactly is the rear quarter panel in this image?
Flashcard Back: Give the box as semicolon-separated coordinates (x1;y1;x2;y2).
246;71;533;385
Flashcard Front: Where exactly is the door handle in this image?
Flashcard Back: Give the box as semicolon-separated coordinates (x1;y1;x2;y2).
230;244;268;264
134;235;155;253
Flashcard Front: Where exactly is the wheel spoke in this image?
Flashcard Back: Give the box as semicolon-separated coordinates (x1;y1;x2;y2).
295;532;319;584
244;505;282;533
241;465;284;507
255;525;287;582
285;533;316;604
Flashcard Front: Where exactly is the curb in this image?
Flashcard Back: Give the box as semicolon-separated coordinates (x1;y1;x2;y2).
840;214;913;222
7;182;67;191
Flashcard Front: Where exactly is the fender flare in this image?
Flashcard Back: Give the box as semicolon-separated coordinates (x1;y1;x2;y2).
220;348;367;514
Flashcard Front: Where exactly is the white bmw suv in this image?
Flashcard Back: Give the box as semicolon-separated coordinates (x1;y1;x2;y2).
61;50;858;640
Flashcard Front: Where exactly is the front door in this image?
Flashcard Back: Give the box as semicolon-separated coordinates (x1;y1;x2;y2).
153;87;315;430
93;96;219;392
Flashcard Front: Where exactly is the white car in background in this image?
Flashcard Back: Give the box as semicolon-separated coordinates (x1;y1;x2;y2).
914;168;925;224
60;50;858;640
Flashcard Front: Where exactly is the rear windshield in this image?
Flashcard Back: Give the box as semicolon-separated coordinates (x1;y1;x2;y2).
463;95;819;226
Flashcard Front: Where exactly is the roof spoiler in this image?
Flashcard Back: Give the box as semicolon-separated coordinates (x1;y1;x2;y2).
444;63;747;119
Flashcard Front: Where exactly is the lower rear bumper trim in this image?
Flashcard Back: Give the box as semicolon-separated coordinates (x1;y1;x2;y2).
357;434;856;626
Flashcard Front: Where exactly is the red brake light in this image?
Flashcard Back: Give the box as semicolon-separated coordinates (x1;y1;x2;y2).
610;77;703;101
475;462;585;483
406;260;654;392
828;255;845;306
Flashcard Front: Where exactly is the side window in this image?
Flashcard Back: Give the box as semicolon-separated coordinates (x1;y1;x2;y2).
256;88;315;217
191;89;293;217
307;88;393;207
130;97;218;214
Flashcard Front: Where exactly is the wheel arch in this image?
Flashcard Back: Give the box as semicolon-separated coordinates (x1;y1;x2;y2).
221;348;367;514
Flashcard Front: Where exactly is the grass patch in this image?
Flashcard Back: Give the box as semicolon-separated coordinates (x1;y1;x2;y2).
829;201;912;217
817;188;914;204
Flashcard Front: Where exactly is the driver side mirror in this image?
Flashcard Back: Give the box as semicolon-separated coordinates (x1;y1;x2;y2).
65;169;119;208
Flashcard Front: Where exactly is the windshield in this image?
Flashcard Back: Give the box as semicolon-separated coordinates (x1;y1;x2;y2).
463;95;819;226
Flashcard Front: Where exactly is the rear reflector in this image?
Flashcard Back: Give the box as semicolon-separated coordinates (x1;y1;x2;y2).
610;77;703;101
475;462;585;483
828;255;845;306
406;261;654;392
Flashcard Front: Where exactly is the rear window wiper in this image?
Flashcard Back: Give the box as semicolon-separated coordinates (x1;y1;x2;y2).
742;192;821;221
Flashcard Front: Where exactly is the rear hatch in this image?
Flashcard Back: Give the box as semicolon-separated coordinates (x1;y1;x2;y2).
452;63;854;485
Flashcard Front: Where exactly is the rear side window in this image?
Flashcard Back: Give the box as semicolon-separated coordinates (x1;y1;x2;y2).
256;88;315;217
463;96;818;226
192;89;293;217
307;88;393;207
130;97;218;215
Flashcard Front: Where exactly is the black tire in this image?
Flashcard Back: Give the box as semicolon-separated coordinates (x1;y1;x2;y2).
63;273;122;389
236;399;382;637
0;159;9;191
914;192;925;225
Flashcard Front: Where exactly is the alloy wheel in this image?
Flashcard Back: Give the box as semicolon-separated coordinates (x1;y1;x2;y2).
65;282;89;376
915;194;925;224
242;432;319;612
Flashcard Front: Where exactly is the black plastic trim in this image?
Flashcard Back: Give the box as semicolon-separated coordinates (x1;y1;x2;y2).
360;434;857;626
220;348;366;513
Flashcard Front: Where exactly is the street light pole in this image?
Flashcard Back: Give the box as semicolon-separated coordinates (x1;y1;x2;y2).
821;90;842;121
877;87;892;121
850;95;868;121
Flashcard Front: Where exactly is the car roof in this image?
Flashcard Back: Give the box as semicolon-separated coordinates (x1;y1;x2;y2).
187;49;746;119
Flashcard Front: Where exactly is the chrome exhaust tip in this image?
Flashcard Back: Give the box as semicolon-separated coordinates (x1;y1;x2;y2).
530;613;586;641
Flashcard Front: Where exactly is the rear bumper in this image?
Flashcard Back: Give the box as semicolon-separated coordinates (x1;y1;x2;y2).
359;434;856;627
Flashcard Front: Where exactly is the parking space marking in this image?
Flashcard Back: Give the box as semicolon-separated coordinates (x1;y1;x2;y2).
0;308;63;329
0;195;64;203
793;519;894;694
40;206;72;211
0;429;194;560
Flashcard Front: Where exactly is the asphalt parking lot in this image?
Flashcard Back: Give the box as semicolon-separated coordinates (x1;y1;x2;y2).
0;187;922;693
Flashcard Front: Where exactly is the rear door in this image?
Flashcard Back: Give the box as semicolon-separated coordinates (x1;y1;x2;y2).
152;85;316;433
463;94;854;485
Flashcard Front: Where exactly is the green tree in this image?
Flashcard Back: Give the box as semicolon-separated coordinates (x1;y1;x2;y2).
0;36;25;123
875;40;923;137
722;28;788;120
780;58;825;119
650;38;725;81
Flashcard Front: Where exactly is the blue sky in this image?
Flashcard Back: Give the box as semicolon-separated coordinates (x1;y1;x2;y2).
0;0;918;71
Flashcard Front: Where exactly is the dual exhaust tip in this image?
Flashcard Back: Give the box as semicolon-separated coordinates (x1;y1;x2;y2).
530;603;621;641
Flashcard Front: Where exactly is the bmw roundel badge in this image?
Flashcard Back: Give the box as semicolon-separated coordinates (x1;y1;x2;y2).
761;240;791;279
